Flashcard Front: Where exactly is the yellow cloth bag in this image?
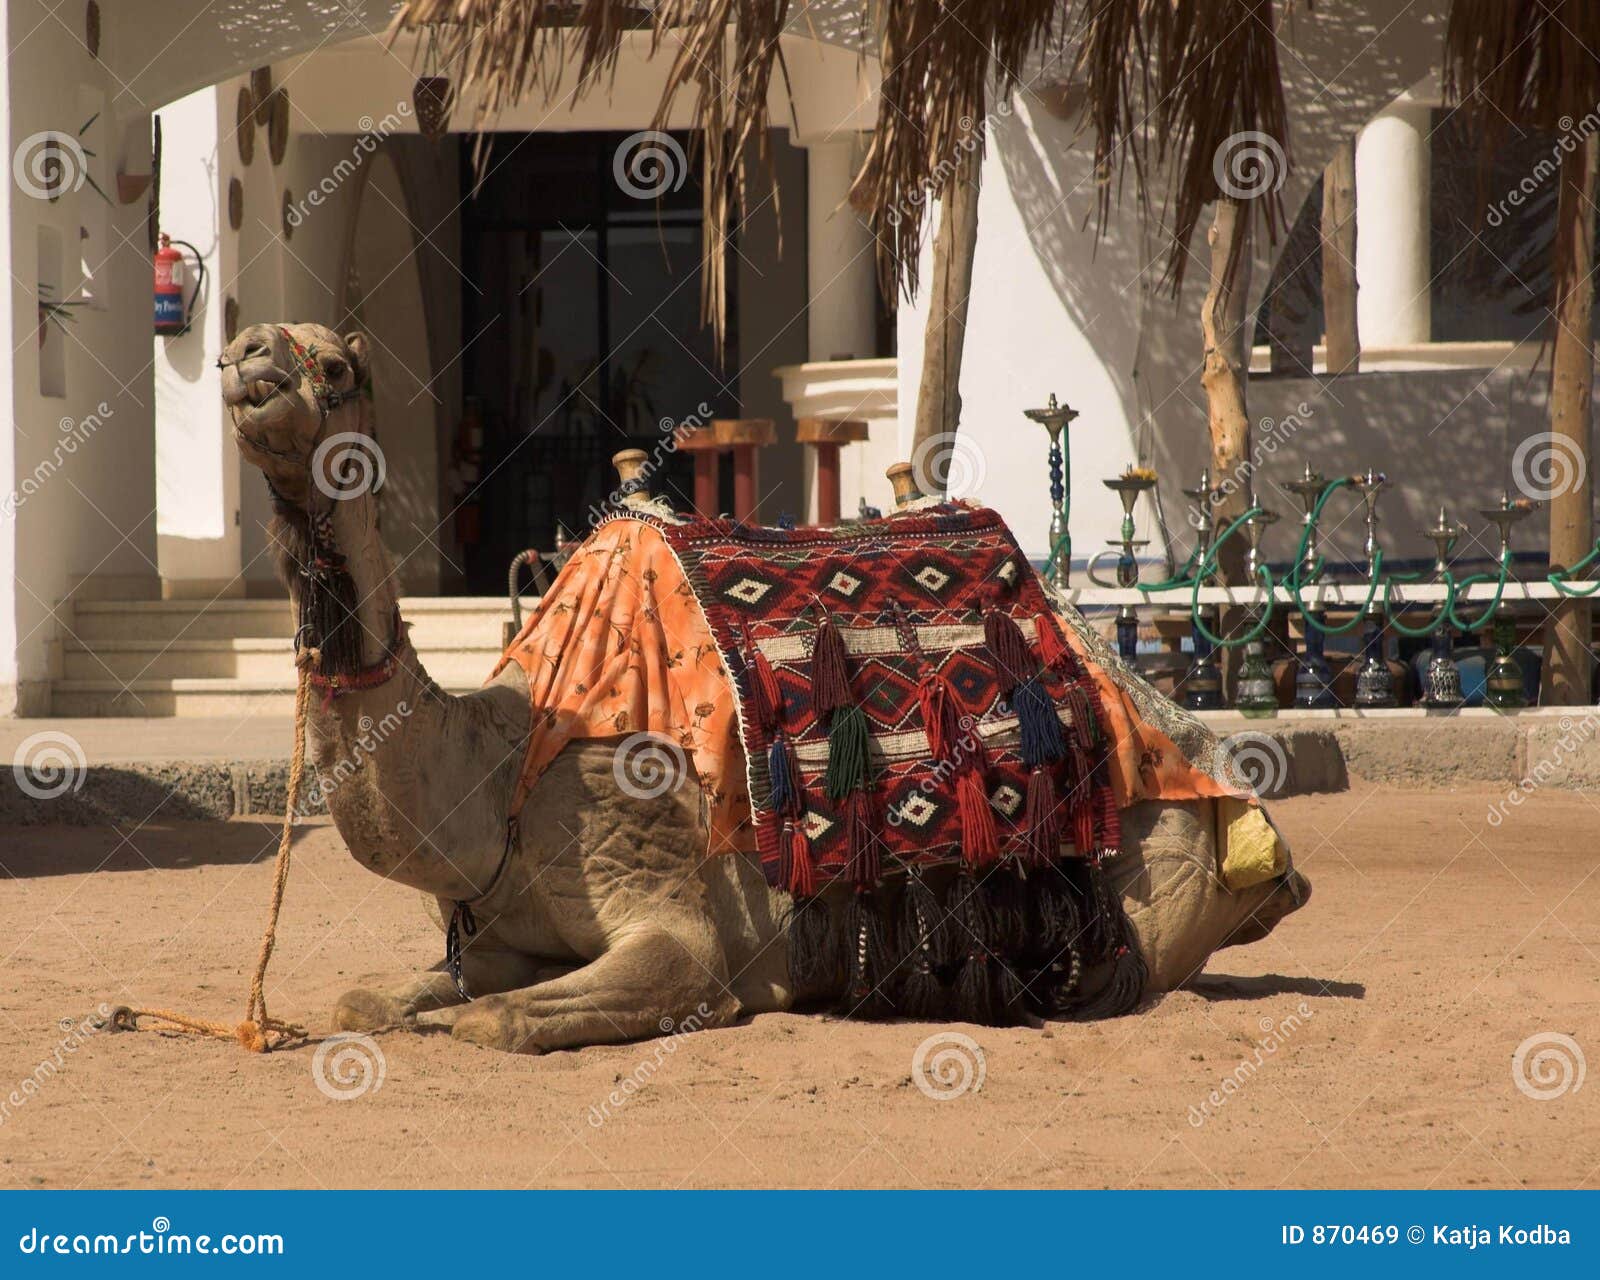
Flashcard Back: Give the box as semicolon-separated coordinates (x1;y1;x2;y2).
1217;796;1287;889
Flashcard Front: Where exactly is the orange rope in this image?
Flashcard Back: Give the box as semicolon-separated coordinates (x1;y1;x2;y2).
112;649;318;1053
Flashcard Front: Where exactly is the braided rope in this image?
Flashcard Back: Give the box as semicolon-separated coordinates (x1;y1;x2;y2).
112;649;318;1053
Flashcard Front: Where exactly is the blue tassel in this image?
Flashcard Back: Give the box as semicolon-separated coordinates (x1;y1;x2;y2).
1015;673;1066;767
767;733;800;816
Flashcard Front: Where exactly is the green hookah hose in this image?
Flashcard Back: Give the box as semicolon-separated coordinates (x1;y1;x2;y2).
1444;557;1510;633
1547;537;1600;598
1285;478;1384;636
1188;507;1274;648
1383;568;1455;638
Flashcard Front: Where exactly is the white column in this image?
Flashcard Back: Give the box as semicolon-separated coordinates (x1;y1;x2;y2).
804;137;876;361
154;86;242;599
1355;97;1432;348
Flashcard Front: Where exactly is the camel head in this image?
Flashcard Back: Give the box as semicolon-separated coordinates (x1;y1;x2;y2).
221;322;370;510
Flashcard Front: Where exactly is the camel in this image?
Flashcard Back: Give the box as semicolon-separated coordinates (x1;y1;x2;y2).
220;321;1311;1054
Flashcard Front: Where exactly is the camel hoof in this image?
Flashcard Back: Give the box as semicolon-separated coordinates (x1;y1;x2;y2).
450;1002;544;1055
332;988;406;1033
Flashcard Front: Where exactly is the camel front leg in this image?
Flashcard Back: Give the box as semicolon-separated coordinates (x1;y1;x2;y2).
334;947;556;1033
423;926;739;1054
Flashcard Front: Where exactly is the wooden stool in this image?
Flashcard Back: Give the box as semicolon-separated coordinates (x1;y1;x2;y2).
713;418;776;521
674;423;724;516
796;417;868;526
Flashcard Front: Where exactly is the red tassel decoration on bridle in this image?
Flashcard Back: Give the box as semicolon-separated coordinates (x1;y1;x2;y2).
956;770;1000;866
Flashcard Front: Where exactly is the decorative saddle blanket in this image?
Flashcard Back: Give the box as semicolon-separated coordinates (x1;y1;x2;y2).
495;501;1260;1024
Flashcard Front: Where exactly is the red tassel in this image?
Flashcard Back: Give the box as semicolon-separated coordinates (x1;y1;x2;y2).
1035;612;1084;680
747;645;783;734
1094;769;1122;855
1023;767;1061;868
1071;782;1096;857
845;790;879;888
956;770;1000;866
1062;684;1098;755
984;609;1035;692
917;669;965;763
812;613;853;717
785;823;816;896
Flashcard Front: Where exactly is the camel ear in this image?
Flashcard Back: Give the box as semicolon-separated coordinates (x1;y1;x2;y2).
343;332;371;388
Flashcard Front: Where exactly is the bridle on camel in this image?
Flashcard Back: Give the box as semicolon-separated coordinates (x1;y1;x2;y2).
110;333;394;1051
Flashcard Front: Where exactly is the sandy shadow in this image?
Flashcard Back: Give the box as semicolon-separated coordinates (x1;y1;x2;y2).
0;817;325;878
1187;973;1365;1002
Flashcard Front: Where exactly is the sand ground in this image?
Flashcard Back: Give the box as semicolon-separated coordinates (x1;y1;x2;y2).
0;783;1595;1189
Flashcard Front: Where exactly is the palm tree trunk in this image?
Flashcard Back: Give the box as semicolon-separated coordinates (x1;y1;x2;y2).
1542;133;1597;705
1201;197;1254;583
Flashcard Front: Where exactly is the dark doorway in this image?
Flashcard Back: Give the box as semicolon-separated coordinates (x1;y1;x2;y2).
456;131;738;593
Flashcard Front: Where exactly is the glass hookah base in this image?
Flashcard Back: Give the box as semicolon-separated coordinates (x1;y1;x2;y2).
1484;658;1528;710
1181;666;1226;712
1420;661;1464;708
1354;662;1398;709
1293;659;1339;710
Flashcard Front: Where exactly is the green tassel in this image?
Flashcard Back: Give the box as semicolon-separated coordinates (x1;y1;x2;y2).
824;703;871;802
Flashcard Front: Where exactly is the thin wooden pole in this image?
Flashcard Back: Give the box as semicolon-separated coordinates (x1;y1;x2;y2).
910;140;982;464
1542;133;1596;705
1321;139;1359;375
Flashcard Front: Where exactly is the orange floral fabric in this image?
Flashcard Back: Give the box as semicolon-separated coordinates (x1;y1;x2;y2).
493;518;753;854
494;517;1234;857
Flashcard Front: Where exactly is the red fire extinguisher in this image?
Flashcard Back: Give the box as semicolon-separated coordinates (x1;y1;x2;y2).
154;233;204;335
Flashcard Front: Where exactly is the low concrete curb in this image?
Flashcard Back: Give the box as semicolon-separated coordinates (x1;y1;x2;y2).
2;712;1593;823
0;760;326;826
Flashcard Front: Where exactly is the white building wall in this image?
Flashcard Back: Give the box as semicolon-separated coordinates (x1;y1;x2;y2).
2;0;158;713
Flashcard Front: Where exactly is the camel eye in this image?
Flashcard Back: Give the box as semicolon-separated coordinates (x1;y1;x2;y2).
322;358;348;381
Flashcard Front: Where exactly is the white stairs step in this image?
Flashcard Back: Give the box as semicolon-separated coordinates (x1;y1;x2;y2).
51;596;538;717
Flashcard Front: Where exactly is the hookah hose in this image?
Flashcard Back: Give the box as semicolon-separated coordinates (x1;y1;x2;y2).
1444;556;1510;633
1187;507;1275;648
1383;567;1455;638
1547;536;1600;598
1285;477;1383;636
